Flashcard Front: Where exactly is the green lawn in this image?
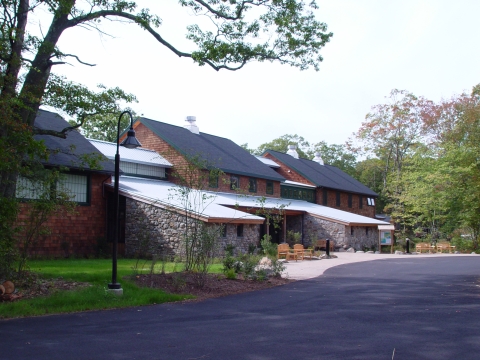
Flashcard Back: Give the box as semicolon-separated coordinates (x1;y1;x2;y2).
0;259;222;319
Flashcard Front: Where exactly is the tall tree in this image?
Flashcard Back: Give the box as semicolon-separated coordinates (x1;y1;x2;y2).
1;0;333;198
311;141;357;176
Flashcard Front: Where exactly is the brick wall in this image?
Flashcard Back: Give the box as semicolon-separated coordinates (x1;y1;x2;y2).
16;173;110;257
262;153;376;218
263;153;315;186
317;188;375;217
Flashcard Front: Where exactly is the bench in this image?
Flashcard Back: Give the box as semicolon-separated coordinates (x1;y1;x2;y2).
415;242;434;253
315;239;335;252
436;242;455;253
277;243;297;261
293;244;313;260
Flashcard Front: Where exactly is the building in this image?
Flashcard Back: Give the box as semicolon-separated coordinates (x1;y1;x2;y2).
15;110;115;257
262;147;378;218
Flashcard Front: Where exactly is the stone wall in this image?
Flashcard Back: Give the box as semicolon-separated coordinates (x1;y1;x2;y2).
124;198;260;258
302;215;379;250
303;214;346;247
344;226;379;251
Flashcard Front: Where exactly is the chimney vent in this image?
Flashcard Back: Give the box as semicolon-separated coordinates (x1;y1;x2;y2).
184;116;199;134
314;152;324;165
287;145;299;159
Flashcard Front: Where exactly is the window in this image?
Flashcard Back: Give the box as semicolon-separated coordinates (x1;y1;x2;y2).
248;178;257;193
366;227;369;235
367;197;375;206
209;171;218;188
16;176;47;200
351;227;354;236
266;181;274;195
336;192;341;207
16;173;89;205
280;185;315;203
58;174;88;203
221;224;227;238
348;194;352;208
120;161;166;179
230;176;239;190
359;195;363;209
323;189;328;205
237;224;244;237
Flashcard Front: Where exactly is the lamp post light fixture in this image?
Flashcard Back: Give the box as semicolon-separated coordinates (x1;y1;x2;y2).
108;110;141;295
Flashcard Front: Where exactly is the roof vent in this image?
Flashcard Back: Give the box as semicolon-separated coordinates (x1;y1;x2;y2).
287;145;299;159
184;116;199;134
314;152;324;165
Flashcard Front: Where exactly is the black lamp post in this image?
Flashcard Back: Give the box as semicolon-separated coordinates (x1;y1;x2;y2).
108;111;141;293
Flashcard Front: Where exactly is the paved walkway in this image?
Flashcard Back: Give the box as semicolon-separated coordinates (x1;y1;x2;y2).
283;251;478;280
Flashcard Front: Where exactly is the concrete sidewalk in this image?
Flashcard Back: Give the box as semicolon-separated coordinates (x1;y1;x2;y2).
283;252;478;280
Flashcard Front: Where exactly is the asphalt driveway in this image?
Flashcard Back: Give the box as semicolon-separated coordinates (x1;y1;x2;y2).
1;256;479;360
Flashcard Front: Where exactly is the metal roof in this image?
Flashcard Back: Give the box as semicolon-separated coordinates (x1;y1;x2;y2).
283;180;316;188
255;156;281;168
89;139;172;167
113;177;389;226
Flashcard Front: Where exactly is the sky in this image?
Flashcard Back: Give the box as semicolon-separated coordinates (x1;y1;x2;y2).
36;0;480;150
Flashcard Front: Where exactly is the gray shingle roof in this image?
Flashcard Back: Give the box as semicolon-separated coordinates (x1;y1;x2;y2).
264;150;377;196
139;117;285;182
34;110;115;174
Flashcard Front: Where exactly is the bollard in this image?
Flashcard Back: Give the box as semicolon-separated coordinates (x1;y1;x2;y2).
406;238;410;254
326;239;330;257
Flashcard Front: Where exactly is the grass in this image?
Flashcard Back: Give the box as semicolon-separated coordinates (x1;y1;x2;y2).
0;258;222;319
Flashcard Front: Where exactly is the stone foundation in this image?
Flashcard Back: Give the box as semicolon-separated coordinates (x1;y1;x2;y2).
124;198;260;258
303;215;378;250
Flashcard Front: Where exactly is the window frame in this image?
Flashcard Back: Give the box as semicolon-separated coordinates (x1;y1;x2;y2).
236;224;244;237
266;181;274;195
230;175;240;190
248;178;257;193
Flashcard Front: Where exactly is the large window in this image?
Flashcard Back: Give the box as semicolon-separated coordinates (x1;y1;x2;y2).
281;185;315;203
120;161;166;179
16;173;90;205
58;174;88;203
323;189;328;205
248;178;257;193
336;192;341;207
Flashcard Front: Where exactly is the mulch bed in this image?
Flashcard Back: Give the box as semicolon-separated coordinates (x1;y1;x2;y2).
1;273;292;303
0;277;91;302
133;272;293;302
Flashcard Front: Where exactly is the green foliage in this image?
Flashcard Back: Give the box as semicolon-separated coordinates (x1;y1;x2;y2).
0;259;189;319
260;234;278;258
16;170;78;275
255;134;311;157
0;197;19;279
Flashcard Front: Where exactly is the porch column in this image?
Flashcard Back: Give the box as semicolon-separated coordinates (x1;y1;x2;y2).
283;213;287;243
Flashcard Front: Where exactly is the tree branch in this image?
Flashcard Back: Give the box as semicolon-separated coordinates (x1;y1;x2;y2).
66;9;248;71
